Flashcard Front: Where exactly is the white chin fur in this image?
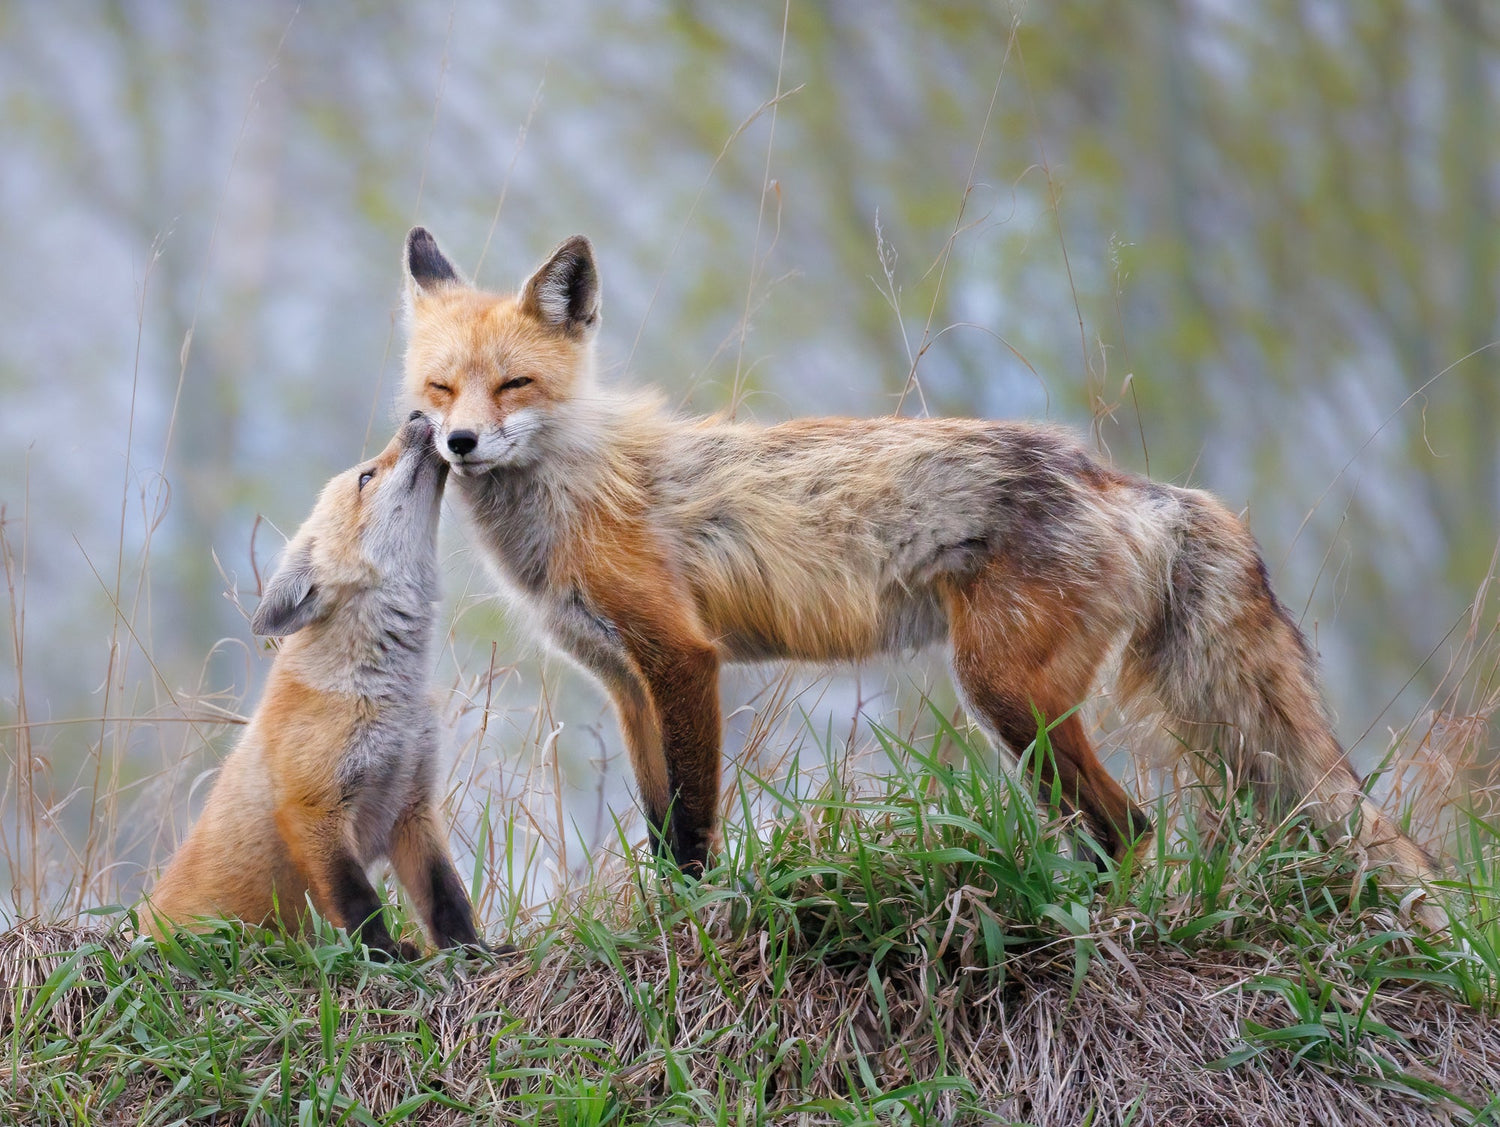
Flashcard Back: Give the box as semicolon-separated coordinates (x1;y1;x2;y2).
449;461;492;477
444;444;530;475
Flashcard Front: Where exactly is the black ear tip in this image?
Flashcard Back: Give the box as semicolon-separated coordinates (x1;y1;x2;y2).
406;227;437;262
406;227;458;285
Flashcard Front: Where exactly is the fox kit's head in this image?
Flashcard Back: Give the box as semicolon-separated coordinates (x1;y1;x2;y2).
250;413;447;638
400;227;600;476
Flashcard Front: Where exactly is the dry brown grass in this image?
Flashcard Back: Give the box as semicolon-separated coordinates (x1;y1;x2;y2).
3;906;1498;1126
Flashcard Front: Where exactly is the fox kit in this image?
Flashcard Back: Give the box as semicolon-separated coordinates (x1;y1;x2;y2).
145;414;479;958
401;227;1433;899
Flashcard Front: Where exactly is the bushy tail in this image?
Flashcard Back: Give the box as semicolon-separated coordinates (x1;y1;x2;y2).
1116;484;1435;891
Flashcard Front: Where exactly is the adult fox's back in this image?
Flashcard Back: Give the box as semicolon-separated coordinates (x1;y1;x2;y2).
661;413;1431;881
401;227;1436;913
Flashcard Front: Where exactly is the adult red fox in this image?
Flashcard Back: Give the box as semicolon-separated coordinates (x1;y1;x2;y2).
144;414;480;958
400;226;1433;899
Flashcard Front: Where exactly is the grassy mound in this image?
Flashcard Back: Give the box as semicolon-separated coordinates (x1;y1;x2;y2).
4;728;1499;1125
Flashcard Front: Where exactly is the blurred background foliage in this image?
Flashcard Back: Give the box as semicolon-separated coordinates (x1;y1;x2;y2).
0;1;1496;912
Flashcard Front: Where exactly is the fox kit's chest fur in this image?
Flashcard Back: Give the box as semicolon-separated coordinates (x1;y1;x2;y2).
336;691;439;862
259;581;439;861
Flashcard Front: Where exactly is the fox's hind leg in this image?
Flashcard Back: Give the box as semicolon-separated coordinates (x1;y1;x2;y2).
389;802;480;950
945;568;1152;864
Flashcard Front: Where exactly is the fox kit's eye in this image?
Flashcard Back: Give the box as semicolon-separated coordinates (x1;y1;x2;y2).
358;469;375;491
427;381;453;396
498;376;533;393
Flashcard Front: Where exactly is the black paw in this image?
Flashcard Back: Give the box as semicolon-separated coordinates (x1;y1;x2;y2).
671;836;709;878
469;939;518;957
363;936;420;963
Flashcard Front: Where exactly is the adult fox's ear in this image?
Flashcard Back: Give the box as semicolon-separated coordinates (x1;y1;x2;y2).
250;540;325;638
404;227;464;302
519;235;600;339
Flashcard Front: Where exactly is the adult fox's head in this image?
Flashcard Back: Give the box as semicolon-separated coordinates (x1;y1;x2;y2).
400;227;600;475
251;413;447;637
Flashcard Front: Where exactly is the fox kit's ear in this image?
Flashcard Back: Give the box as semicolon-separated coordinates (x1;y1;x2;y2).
404;227;463;302
519;235;600;338
250;541;325;638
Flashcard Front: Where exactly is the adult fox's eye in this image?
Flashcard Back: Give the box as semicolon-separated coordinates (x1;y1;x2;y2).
498;376;533;392
427;381;453;395
358;470;375;490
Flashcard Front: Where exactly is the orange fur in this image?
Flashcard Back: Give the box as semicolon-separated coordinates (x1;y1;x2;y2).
144;418;481;955
401;228;1438;919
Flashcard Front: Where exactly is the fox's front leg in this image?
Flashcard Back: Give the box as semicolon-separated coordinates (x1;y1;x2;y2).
594;607;722;872
388;800;480;950
633;640;722;873
582;529;724;872
274;802;413;960
608;678;674;860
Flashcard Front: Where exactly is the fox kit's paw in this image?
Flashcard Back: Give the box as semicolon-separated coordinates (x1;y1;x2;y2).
472;939;518;957
363;937;421;963
355;936;420;972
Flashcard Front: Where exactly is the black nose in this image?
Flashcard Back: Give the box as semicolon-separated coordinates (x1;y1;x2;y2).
447;430;478;456
407;409;425;422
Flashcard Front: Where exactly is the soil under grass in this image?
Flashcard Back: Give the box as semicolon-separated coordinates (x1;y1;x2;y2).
5;735;1499;1125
